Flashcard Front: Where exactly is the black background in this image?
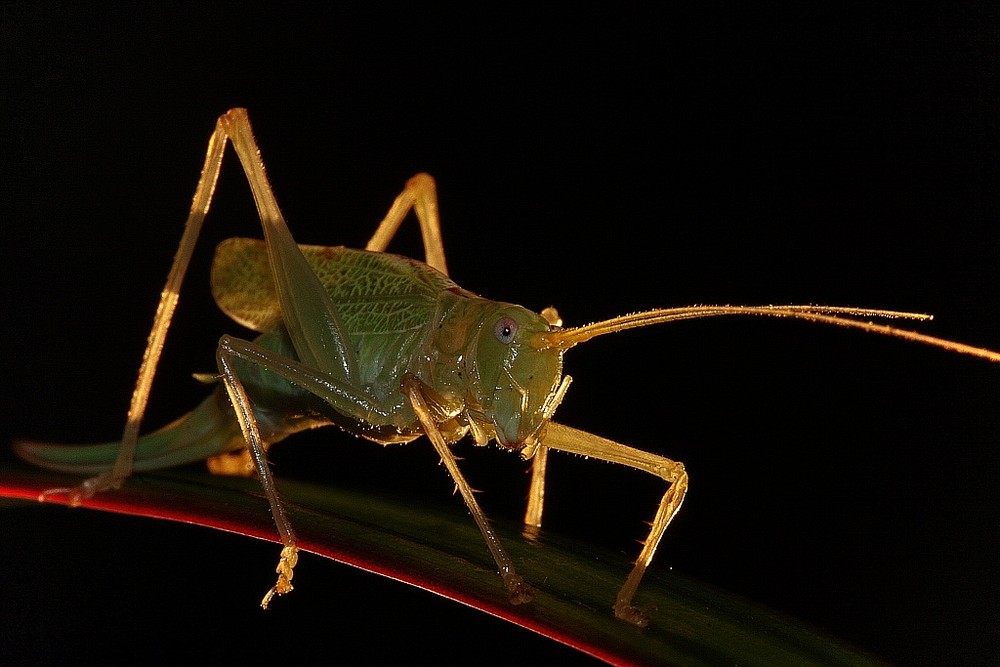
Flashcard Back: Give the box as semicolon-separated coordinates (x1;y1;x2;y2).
2;4;998;665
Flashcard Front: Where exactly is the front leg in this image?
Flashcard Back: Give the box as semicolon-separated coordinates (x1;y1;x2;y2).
540;422;688;627
522;443;548;540
402;374;533;606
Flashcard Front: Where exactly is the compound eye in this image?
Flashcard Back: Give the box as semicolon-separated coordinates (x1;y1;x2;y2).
494;316;518;344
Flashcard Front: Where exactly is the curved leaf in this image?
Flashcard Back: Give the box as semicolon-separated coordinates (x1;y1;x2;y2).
0;459;885;666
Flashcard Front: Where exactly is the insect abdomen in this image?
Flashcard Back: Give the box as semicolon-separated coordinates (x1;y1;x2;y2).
14;390;245;474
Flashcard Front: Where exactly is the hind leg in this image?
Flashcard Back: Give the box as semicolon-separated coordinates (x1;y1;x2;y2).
365;173;448;275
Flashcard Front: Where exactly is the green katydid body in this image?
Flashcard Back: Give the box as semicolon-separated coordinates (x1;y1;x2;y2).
18;109;999;624
17;238;564;474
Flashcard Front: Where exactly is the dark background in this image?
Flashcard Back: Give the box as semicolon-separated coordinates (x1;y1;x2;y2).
2;4;998;665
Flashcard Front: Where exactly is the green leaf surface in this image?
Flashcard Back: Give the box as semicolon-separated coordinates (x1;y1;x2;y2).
0;460;885;666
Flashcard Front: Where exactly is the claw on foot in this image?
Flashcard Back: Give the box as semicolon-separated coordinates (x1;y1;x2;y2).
38;472;122;506
520;524;542;543
260;545;299;609
503;572;533;606
614;600;655;628
38;486;81;505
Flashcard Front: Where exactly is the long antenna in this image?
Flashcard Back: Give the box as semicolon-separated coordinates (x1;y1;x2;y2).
531;304;1000;363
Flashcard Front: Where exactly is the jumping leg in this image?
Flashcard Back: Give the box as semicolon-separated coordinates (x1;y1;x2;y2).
365;173;448;275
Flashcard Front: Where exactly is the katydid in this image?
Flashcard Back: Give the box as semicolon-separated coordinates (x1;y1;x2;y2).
15;109;1000;627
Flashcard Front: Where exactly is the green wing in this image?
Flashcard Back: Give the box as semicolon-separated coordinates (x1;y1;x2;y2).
210;238;468;334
